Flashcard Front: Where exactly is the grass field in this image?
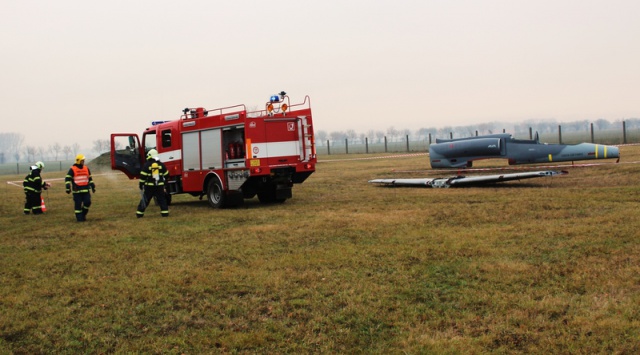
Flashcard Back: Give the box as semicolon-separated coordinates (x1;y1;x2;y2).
1;147;639;353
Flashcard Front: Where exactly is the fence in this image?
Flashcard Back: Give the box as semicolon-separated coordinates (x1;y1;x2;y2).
0;160;75;176
319;124;640;155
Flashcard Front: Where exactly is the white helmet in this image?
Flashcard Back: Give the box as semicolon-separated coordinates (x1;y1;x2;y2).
147;149;159;160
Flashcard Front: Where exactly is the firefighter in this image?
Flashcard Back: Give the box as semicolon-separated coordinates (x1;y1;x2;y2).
65;154;96;222
136;149;169;218
23;161;50;214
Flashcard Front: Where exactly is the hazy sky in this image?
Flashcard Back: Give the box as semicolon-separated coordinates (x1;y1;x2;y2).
2;0;639;152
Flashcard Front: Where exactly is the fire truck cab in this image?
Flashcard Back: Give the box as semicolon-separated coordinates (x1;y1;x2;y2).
110;92;316;208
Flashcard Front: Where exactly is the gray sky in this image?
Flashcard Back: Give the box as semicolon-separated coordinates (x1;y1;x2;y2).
2;0;639;152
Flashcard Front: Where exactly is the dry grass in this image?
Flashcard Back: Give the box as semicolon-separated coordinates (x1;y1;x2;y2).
1;147;640;353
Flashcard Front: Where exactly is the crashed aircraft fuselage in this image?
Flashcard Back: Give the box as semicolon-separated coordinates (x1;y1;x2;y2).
429;133;620;168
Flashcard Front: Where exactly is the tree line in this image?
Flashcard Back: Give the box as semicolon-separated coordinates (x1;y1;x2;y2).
0;133;110;164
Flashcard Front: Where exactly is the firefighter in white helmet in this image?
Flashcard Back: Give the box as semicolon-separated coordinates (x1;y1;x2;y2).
23;161;50;214
136;149;169;218
65;154;96;222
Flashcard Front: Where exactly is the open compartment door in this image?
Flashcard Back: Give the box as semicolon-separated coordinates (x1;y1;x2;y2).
110;133;144;179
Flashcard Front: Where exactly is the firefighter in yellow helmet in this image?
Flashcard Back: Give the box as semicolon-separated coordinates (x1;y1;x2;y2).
136;149;169;218
65;154;96;222
23;161;50;214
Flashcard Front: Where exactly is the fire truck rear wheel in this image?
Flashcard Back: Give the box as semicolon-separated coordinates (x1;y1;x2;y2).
207;179;225;208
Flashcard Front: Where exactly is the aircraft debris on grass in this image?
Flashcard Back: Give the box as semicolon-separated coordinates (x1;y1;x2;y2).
369;170;567;188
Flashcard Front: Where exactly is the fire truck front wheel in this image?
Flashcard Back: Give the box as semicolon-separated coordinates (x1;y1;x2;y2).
206;179;225;208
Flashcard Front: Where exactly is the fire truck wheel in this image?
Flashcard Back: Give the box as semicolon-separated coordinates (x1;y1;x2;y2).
207;179;225;208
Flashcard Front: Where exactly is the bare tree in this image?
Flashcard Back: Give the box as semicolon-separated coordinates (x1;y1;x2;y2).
345;129;357;144
0;132;25;162
401;129;411;141
93;139;110;155
25;146;37;162
315;130;328;146
37;146;45;161
329;131;346;144
50;142;62;160
63;145;72;159
386;126;398;141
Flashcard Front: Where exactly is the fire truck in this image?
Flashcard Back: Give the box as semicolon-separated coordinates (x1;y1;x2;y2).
110;92;316;208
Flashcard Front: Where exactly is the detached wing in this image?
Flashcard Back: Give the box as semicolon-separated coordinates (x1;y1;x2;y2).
368;178;435;187
369;171;566;188
447;170;566;186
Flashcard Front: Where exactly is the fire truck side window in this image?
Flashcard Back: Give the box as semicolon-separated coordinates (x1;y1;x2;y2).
143;132;156;154
162;130;172;148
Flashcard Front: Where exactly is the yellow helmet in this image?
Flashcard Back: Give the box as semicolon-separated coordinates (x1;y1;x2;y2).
36;161;45;170
75;154;85;164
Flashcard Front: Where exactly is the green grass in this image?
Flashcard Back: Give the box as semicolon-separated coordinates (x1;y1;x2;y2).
2;148;640;353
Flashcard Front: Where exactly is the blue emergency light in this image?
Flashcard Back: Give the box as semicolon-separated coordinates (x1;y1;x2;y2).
269;95;280;103
151;121;169;126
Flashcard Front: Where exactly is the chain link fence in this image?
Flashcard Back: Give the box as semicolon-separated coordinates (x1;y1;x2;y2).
319;125;640;155
0;160;75;176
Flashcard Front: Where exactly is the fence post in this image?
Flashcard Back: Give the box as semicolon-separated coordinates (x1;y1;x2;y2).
384;136;388;153
475;130;478;137
327;140;330;155
365;137;369;153
345;138;349;154
449;132;453;139
529;127;532;140
557;125;562;144
623;121;627;144
406;135;409;152
428;133;432;145
590;123;594;143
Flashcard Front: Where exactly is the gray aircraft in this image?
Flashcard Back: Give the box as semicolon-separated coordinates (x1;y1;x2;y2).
429;133;620;168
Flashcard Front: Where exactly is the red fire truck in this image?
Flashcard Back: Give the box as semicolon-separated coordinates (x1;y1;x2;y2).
110;92;316;208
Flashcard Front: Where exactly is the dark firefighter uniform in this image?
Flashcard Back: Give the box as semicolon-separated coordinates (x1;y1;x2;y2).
23;161;48;214
137;149;169;218
65;154;96;222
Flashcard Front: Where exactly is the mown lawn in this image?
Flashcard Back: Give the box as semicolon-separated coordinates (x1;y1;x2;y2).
1;147;639;353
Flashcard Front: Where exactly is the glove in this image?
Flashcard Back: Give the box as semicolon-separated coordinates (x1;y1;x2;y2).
139;182;143;190
66;189;70;194
92;188;96;193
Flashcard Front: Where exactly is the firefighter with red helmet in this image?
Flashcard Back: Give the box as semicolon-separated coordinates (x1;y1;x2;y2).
23;161;50;214
136;149;169;218
65;154;96;222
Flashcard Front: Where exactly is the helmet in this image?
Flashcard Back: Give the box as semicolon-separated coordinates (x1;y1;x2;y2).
75;154;85;164
147;149;159;160
35;161;45;170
